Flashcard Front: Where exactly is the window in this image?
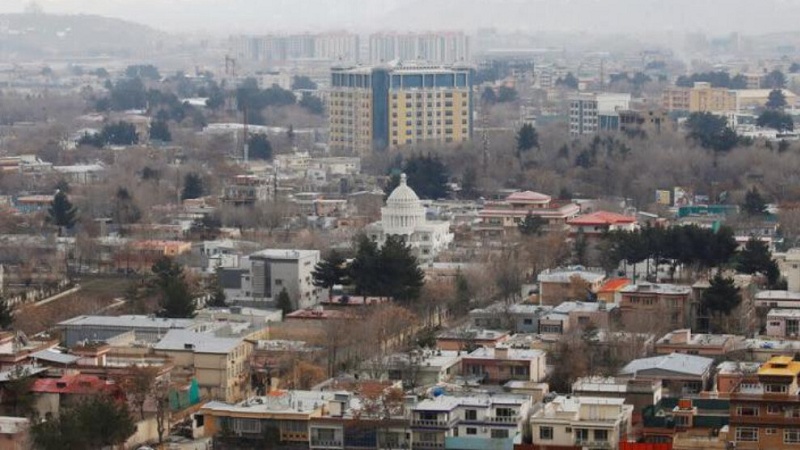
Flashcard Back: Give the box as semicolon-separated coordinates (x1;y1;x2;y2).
523;319;533;325
737;406;759;416
316;428;336;441
766;384;788;393
766;428;777;435
491;429;509;439
575;429;589;441
466;427;477;435
736;427;758;442
496;408;515;418
464;410;477;420
767;405;781;415
539;427;553;440
594;430;608;442
786;429;800;444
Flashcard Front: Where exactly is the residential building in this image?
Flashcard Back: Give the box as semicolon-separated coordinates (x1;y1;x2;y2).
469;303;552;333
436;328;509;352
0;417;29;450
460;346;547;384
537;266;606;306
232;32;360;63
528;395;633;450
618;353;714;396
153;330;252;403
734;88;797;110
368;31;470;64
618;109;668;136
662;82;736;113
777;248;800;292
537;301;618;335
597;278;631;304
411;394;530;450
363;349;463;386
572;377;662;414
641;397;730;445
569;92;631;136
766;309;800;339
221;174;274;206
219;249;322;310
619;283;693;330
476;191;581;240
755;290;800;310
328;62;473;155
655;329;745;357
716;361;762;394
568;211;638;237
365;174;454;263
728;356;800;450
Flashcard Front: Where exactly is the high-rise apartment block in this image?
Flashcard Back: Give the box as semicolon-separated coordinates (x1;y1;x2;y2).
328;63;473;155
569;93;631;136
232;32;360;64
368;32;470;64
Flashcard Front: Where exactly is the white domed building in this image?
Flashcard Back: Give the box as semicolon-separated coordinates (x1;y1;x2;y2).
365;174;454;263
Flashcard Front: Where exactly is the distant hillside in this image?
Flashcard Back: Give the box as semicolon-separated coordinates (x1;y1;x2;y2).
0;13;166;58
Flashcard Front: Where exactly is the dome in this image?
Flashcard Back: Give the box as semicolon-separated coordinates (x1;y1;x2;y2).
387;174;421;206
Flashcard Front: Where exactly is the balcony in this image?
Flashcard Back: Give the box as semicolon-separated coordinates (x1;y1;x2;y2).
729;414;800;426
310;440;343;448
485;415;519;424
574;440;612;449
413;442;445;449
411;418;456;428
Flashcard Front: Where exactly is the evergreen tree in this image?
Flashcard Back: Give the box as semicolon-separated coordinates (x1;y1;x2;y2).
350;235;382;296
151;257;195;318
460;166;479;200
686;112;741;153
149;119;172;142
736;236;780;286
48;190;78;235
101;121;139;146
450;270;472;317
388;154;450;199
31;394;136;450
497;86;518;103
311;250;348;296
516;123;539;169
757;109;794;132
701;274;741;317
0;296;13;330
248;133;272;160
763;69;787;89
276;287;293;315
766;89;788;110
518;212;546;236
181;172;205;200
208;269;227;307
480;86;497;104
377;235;425;303
742;186;767;216
112;187;142;227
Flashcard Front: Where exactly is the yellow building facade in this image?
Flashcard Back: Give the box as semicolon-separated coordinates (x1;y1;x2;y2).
662;82;736;113
329;64;473;155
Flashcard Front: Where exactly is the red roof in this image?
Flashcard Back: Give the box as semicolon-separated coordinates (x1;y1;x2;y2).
598;278;631;293
568;211;636;226
31;374;115;395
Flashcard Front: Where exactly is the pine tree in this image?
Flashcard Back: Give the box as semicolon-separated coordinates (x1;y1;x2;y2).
208;270;227;307
276;287;293;315
48;190;78;236
311;250;348;297
0;296;13;330
151;257;195;318
181;173;205;200
702;274;741;317
736;236;780;286
742;187;767;216
518;213;547;236
379;235;425;303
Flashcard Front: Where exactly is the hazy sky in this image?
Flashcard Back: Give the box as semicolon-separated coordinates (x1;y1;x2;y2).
1;0;798;35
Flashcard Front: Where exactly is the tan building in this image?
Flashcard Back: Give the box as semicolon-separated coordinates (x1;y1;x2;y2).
476;191;581;240
529;395;633;450
153;330;253;403
655;329;745;357
0;417;29;450
662;82;736;113
619;283;693;330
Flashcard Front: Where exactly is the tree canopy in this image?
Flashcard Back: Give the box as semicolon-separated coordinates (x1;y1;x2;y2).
763;69;787;89
181;173;205;200
299;92;325;115
701;273;741;317
556;72;579;89
685;112;742;153
518;213;547;236
741;186;768;216
349;235;425;303
48;191;77;234
31;394;136;450
149;119;172;142
387;154;449;200
151;257;196;318
291;75;317;90
248;133;273;160
496;86;518;103
312;250;349;294
766;89;788;110
757;109;794;132
676;71;747;89
736;236;780;286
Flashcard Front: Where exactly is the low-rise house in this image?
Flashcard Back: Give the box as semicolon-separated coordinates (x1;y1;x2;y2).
640;397;730;444
362;349;462;387
469;303;552;333
537;266;606;306
476;190;581;240
618;353;714;397
527;395;633;450
436;328;509;352
58;315;198;347
740;337;800;362
754;290;800;310
765;309;800;339
655;329;745;357
597;278;631;304
537;301;618;335
619;283;693;330
715;361;761;394
461;346;547;384
572;376;662;414
30;373;122;418
0;417;29;450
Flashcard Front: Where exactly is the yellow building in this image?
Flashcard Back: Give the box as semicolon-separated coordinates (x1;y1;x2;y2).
329;63;473;155
662;82;736;113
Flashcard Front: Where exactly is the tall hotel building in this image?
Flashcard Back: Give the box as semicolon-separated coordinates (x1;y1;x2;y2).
328;63;474;155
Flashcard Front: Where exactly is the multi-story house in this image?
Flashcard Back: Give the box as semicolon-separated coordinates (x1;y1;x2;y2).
328;63;473;156
766;309;800;339
527;395;633;450
460;346;547;384
219;249;322;310
618;353;714;397
728;356;800;450
654;329;745;357
537;267;606;306
618;283;693;331
411;394;531;450
476;191;581;241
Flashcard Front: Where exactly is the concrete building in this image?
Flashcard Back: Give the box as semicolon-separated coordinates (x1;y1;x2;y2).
219;249;322;310
618;353;714;396
328;62;473;155
569;92;631;136
755;290;800;310
461;346;547;384
365;174;454;263
765;309;800;339
153;329;252;403
528;395;633;450
232;32;360;64
476;191;581;240
619;283;693;330
469;303;552;333
572;376;662;414
655;329;745;357
662;82;736;113
537;266;606;306
537;301;618;335
368;32;470;64
58;315;198;347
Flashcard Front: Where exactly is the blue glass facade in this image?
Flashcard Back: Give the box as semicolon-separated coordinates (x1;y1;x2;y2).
371;69;390;152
